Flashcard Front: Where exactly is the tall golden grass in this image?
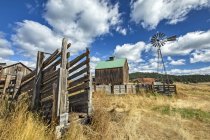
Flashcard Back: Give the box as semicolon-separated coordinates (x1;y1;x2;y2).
0;83;210;140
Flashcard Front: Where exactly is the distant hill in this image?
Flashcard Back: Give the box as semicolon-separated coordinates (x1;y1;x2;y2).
129;72;210;83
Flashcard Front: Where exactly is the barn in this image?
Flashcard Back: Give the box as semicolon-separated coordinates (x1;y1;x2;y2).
0;62;32;77
95;57;129;85
0;62;32;97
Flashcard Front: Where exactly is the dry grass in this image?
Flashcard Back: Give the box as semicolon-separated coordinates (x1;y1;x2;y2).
0;97;53;140
1;83;210;140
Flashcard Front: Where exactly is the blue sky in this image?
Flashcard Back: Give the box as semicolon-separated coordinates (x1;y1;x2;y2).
0;0;210;75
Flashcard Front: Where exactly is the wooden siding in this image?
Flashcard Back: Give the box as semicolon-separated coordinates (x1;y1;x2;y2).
95;67;123;85
123;60;129;84
1;63;31;76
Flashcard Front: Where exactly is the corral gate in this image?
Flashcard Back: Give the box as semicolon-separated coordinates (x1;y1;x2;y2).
18;38;92;127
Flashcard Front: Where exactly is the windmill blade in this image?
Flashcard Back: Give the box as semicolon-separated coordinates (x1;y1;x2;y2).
159;32;165;38
167;35;176;41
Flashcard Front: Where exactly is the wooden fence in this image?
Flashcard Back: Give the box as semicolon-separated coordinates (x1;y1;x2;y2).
95;84;177;95
153;84;177;95
95;84;136;94
11;38;92;133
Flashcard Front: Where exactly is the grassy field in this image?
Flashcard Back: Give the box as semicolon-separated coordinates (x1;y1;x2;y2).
0;83;210;140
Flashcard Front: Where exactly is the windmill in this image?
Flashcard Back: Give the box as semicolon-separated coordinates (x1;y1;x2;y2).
150;32;176;84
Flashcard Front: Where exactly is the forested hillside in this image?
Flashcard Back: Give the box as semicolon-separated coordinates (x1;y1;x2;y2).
129;72;210;83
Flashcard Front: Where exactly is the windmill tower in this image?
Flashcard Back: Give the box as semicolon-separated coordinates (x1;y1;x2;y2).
151;32;176;84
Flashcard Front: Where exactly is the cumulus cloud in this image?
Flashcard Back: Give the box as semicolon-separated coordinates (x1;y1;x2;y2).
114;42;151;62
10;0;122;59
12;20;62;58
131;0;210;29
90;56;101;74
162;30;210;57
0;36;14;57
190;49;210;63
0;57;35;68
44;0;121;50
167;57;186;65
169;66;210;75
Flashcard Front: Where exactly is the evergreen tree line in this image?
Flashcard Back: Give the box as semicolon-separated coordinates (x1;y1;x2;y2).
129;72;210;83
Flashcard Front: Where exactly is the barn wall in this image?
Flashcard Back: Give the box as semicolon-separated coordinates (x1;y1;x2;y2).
2;64;31;76
95;67;124;85
123;61;129;84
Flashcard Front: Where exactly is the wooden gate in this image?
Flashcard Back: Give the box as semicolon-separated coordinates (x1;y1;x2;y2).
17;38;92;126
67;48;92;115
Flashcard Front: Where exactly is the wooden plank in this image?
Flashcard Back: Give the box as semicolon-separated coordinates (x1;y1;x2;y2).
42;70;58;83
21;76;35;87
42;58;61;74
69;92;88;103
68;82;89;94
41;86;52;95
21;70;35;82
13;71;23;99
32;51;44;110
41;75;58;86
42;68;56;79
88;72;92;115
68;58;90;74
3;75;11;94
68;75;89;88
67;50;89;68
52;83;58;123
20;78;34;92
43;49;59;68
41;95;53;102
68;66;89;80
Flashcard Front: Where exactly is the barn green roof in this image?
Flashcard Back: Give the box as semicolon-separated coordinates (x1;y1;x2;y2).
95;58;126;69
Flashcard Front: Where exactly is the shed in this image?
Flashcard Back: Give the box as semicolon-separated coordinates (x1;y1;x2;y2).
95;57;129;85
134;78;155;85
1;62;32;76
0;62;32;96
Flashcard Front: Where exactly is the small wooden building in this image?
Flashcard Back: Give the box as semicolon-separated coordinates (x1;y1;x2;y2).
0;62;32;96
134;78;155;85
95;57;129;85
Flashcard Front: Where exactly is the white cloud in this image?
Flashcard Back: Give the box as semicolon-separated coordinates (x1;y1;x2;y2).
190;49;210;63
90;56;101;74
162;30;210;57
114;42;151;62
167;57;186;65
0;36;14;57
116;27;127;35
12;20;62;58
131;0;210;29
169;66;210;75
0;57;35;68
44;0;121;50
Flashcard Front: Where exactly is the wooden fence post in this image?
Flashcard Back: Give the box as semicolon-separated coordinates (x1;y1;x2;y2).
52;82;58;124
87;49;92;116
13;71;23;99
32;51;44;110
3;74;11;95
57;38;68;125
